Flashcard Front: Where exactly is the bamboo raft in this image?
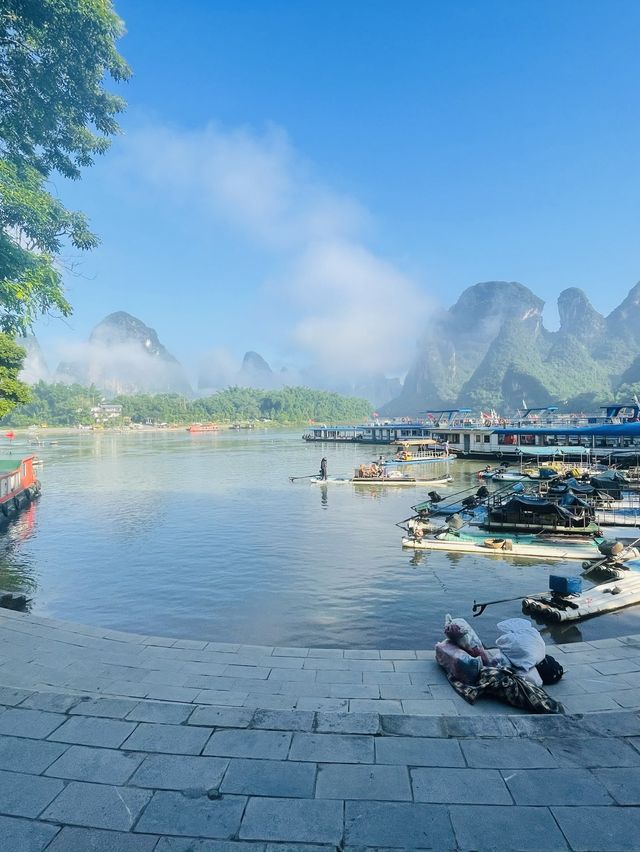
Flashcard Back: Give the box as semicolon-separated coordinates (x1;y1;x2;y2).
401;530;639;562
523;572;640;622
311;473;453;486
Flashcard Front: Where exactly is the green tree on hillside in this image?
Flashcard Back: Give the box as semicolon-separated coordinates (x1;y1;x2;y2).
2;383;373;427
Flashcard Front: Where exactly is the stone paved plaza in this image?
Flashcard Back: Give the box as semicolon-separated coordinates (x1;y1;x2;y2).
2;610;640;848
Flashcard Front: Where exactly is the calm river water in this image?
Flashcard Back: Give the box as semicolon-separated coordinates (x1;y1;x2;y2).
2;428;640;648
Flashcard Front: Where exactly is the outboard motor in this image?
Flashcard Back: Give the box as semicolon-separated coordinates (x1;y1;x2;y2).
446;513;464;530
476;485;490;500
598;539;624;557
461;495;479;508
428;490;444;503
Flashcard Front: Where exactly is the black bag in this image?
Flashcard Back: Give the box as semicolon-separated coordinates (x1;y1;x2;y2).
536;654;564;685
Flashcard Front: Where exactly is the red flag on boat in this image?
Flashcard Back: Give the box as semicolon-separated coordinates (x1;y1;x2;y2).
4;432;15;440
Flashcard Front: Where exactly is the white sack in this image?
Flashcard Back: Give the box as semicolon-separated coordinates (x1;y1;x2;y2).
496;618;546;671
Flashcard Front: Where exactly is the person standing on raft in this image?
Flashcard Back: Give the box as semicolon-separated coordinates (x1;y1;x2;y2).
319;458;328;480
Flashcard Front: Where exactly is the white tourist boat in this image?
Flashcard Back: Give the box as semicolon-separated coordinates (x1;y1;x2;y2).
384;438;456;466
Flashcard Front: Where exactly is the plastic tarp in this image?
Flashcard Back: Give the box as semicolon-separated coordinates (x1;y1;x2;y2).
496;496;574;519
561;478;595;494
591;470;628;483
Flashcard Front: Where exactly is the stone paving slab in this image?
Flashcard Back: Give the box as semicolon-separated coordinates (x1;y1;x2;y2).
47;826;159;851
0;814;60;852
129;754;229;791
135;791;247;838
449;804;569;850
5;611;640;847
4;609;640;716
221;758;316;798
239;798;343;844
44;743;145;784
41;779;152;830
0;768;64;817
0;734;68;774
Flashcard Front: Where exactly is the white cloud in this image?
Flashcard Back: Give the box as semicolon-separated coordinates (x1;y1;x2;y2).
121;121;428;378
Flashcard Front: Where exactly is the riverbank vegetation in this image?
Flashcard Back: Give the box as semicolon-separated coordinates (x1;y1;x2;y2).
1;382;373;427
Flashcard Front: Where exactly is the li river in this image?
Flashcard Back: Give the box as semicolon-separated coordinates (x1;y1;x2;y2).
2;427;640;648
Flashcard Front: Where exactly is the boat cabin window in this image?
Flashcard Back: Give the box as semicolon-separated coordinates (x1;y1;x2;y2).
484;435;491;443
440;433;461;444
475;434;481;442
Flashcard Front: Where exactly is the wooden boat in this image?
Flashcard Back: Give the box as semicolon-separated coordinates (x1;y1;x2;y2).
401;529;617;561
523;571;640;622
0;456;41;520
384;438;456;466
187;423;219;432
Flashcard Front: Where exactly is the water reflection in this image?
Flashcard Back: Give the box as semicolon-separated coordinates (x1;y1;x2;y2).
0;430;637;647
0;502;38;597
539;622;584;644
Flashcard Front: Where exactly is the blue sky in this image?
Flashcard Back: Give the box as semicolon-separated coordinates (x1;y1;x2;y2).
39;0;640;382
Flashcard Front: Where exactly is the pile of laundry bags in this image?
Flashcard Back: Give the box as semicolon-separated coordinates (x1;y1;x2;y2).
435;615;564;714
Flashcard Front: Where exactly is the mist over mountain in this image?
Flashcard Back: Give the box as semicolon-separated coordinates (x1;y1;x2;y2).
30;278;638;414
56;312;192;396
17;335;50;385
385;281;640;415
198;349;399;406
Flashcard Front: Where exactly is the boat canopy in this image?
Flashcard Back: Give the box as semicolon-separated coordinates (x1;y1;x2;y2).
392;438;439;447
497;496;576;519
557;478;595;495
516;445;591;456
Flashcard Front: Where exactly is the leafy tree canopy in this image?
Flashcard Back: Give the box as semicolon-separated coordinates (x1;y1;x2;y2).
2;383;374;427
0;333;29;419
0;0;130;336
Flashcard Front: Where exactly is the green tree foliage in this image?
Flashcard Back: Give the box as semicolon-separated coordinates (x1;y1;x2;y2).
2;383;373;427
0;0;130;336
0;333;29;419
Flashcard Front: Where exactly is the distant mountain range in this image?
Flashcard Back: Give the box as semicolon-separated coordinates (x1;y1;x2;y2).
384;281;640;414
22;281;638;412
21;312;399;406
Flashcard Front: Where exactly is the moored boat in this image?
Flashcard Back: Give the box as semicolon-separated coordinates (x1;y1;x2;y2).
384;438;456;466
311;472;454;486
187;423;219;432
401;529;626;561
523;567;640;622
0;456;41;521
